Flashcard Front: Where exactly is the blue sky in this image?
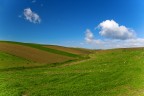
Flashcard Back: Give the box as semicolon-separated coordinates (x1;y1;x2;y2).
0;0;144;49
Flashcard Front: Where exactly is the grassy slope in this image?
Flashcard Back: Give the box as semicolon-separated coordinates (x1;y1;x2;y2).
44;45;92;55
1;48;144;96
0;51;69;69
0;51;38;69
0;41;91;69
0;41;80;58
0;42;74;64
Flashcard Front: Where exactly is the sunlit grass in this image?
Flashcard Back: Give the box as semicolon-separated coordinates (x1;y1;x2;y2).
1;48;144;96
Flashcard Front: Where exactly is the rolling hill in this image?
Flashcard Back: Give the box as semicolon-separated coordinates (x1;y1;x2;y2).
0;41;91;69
1;41;144;96
44;45;92;55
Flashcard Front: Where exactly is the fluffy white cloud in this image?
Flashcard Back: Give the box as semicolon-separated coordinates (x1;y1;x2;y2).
85;20;144;49
23;8;41;24
85;29;104;45
85;29;94;43
98;20;135;40
85;30;144;49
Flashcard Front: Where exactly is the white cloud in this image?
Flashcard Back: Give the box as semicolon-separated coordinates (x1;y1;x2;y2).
85;29;94;43
85;30;144;49
85;29;104;45
103;38;144;49
98;20;135;40
85;20;144;49
23;8;41;24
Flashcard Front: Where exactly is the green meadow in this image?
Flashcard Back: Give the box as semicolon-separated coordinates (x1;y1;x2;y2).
1;41;144;96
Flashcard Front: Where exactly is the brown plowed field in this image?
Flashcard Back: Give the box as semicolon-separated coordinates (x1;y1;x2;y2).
0;42;74;64
44;45;91;55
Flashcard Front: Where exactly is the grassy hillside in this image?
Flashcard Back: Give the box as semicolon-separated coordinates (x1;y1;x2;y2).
0;41;91;69
0;52;37;69
0;42;74;64
44;45;92;55
0;41;80;58
1;46;144;96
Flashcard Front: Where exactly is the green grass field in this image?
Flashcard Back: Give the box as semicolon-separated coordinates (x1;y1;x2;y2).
1;41;144;96
0;51;37;69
